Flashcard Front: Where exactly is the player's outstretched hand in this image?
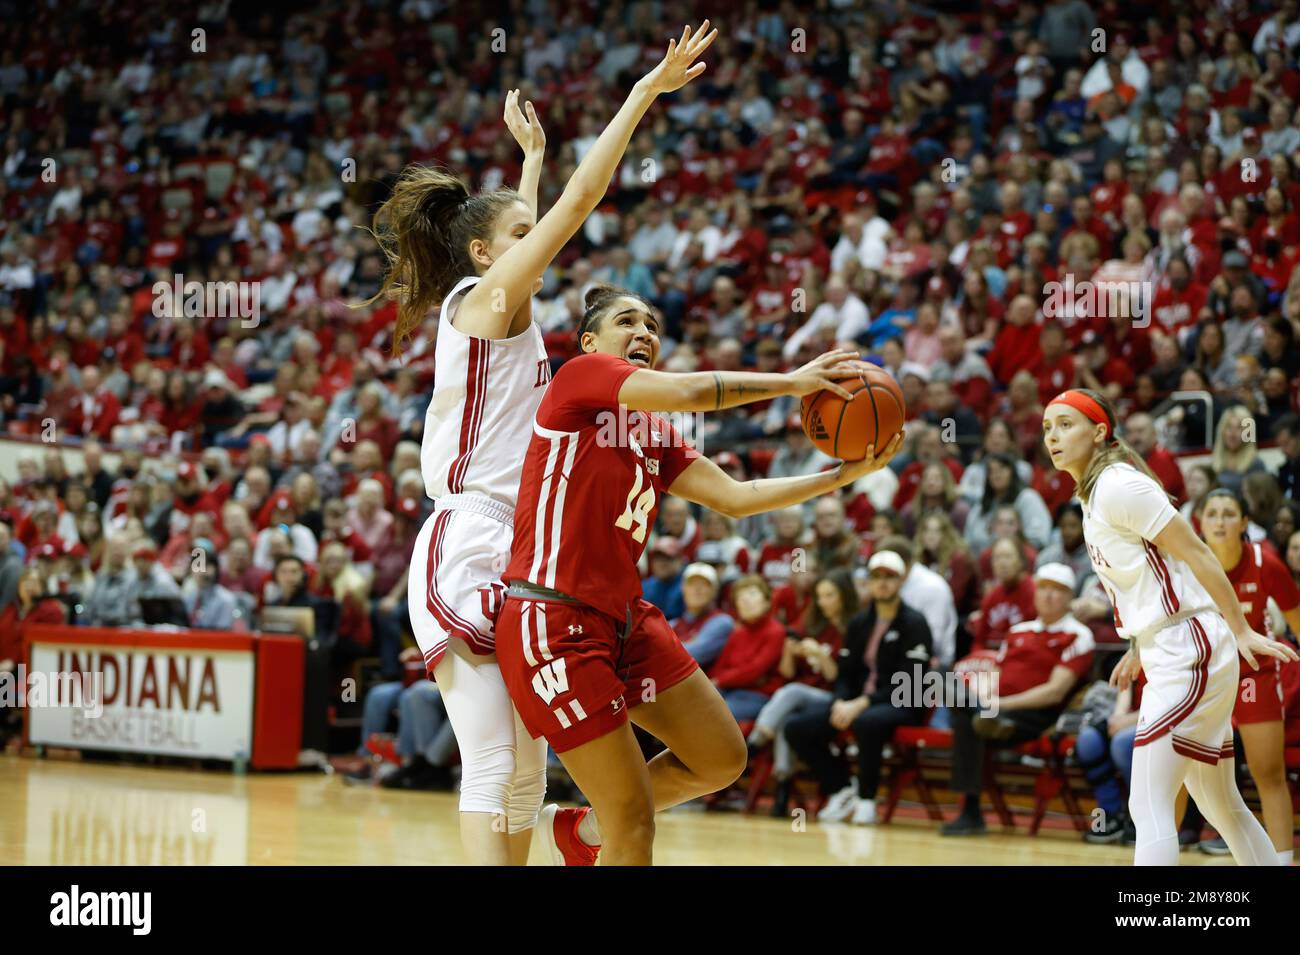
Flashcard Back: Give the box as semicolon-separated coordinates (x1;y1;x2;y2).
504;89;545;156
1236;628;1300;671
787;349;862;400
1109;647;1142;691
641;21;718;95
834;431;905;485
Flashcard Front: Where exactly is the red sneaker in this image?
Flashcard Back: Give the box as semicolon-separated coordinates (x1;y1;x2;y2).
539;804;600;866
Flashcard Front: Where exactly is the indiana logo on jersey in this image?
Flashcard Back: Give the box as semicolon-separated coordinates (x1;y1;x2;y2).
535;359;552;387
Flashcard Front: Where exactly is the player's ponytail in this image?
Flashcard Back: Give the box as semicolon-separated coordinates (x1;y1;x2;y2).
358;164;523;355
1073;388;1172;505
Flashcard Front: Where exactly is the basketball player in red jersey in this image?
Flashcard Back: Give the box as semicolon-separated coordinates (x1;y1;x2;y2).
363;23;718;865
495;286;903;865
1200;488;1300;864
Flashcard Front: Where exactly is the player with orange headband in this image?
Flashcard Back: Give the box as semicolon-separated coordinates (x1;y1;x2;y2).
1042;387;1298;866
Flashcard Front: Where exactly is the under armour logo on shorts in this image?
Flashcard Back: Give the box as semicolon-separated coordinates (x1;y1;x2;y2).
568;624;583;635
611;696;625;713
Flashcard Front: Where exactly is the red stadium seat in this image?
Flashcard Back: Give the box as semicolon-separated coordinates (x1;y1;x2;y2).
880;724;951;823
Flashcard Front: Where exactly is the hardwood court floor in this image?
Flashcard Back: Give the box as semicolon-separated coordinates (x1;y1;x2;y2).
0;754;1227;866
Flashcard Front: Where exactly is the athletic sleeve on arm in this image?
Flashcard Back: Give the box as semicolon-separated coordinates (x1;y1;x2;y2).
1261;549;1300;614
538;352;639;432
1091;465;1178;541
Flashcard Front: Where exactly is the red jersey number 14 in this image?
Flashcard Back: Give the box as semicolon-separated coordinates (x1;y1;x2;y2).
615;460;657;543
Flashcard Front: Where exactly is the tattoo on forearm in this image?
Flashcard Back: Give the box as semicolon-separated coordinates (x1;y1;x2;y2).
723;379;778;403
712;373;723;411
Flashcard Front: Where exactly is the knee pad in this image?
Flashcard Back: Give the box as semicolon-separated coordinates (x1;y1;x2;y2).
456;738;516;817
506;764;547;835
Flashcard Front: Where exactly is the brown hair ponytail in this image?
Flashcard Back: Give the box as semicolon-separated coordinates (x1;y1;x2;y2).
358;165;522;354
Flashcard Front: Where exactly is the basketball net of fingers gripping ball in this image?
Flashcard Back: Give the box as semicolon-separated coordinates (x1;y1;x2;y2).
800;360;907;462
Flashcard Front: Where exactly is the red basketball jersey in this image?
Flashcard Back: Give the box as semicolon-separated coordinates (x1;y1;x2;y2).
1226;541;1300;635
507;352;701;622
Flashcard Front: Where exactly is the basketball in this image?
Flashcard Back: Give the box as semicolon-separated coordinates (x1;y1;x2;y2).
800;361;906;462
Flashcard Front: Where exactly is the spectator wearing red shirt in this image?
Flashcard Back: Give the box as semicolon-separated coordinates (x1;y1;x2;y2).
942;563;1094;835
893;422;964;512
708;575;787;722
219;537;271;598
988;294;1043;387
755;506;807;588
772;551;817;629
167;461;224;538
932;325;994;420
0;567;66;673
16;500;65;555
969;539;1038;652
1150;255;1206;341
1030;321;1078;406
335;381;399;459
369;497;421;679
311;540;373;657
64;365;121;441
1122;411;1187;507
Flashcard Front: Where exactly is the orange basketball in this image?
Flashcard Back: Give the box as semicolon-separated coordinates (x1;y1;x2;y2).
799;361;906;462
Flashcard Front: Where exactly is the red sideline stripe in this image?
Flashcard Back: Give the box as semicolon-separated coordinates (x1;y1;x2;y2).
425;510;479;644
449;338;489;493
1135;616;1211;745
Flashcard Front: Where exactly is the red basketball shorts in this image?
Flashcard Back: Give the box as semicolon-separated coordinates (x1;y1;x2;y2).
495;596;699;753
1232;655;1283;726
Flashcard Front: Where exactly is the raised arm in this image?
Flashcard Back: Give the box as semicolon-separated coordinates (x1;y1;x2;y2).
456;22;717;338
668;432;904;519
504;89;545;217
616;348;861;414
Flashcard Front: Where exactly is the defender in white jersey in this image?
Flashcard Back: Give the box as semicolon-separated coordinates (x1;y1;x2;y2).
414;273;549;672
1042;388;1296;866
361;28;718;866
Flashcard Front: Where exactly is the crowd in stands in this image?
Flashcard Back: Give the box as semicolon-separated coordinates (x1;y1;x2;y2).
2;0;1300;829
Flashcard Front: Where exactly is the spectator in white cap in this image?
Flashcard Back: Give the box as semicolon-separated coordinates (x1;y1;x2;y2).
941;561;1095;836
875;534;958;670
668;562;734;667
784;549;933;825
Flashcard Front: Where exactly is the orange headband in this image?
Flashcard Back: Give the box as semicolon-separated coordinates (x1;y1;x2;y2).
1046;390;1112;440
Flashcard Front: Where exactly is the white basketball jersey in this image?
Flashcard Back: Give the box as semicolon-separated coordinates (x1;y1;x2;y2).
420;276;550;506
1080;463;1214;639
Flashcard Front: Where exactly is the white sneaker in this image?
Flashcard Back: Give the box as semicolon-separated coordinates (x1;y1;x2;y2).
850;798;877;825
818;785;858;822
